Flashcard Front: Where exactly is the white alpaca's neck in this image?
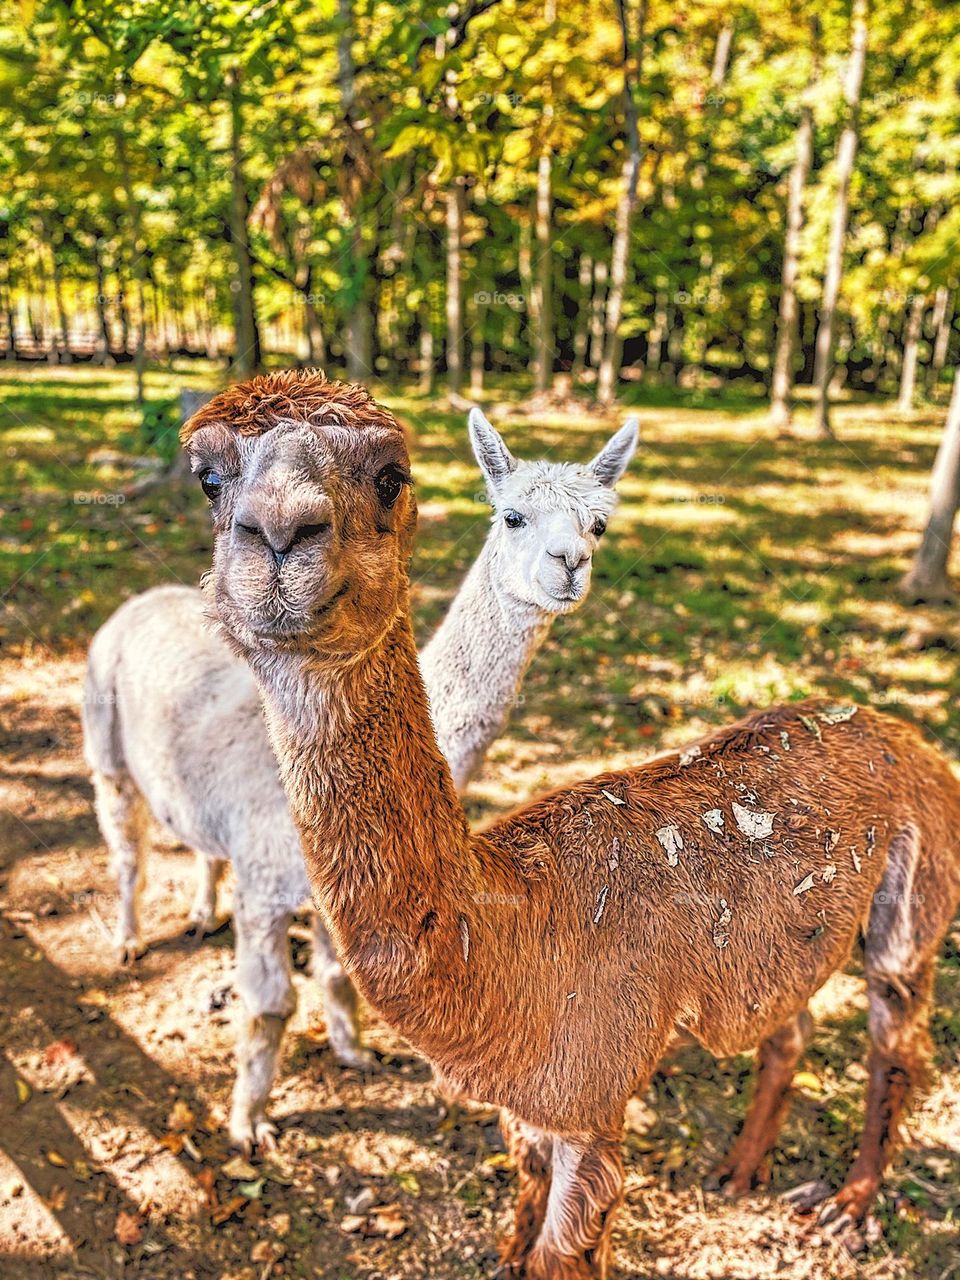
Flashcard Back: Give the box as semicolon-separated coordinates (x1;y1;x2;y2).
420;536;553;790
248;613;499;1052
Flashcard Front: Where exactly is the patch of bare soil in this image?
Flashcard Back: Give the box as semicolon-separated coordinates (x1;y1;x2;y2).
1;656;958;1280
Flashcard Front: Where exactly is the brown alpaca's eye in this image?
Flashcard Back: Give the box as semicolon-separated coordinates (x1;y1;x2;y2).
375;464;406;508
200;469;223;501
592;517;607;537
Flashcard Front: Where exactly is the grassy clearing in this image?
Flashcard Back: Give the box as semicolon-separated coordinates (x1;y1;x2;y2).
4;362;956;761
1;364;959;1276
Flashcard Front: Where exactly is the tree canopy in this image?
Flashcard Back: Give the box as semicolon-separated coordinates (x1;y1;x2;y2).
1;0;957;410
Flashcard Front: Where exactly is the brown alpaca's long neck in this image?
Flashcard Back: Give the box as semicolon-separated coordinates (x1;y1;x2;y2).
254;613;479;1026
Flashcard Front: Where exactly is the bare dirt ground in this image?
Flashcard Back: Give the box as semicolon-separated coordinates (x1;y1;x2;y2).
2;653;958;1280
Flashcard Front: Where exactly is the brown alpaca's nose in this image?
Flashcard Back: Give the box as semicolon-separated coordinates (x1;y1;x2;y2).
234;512;331;566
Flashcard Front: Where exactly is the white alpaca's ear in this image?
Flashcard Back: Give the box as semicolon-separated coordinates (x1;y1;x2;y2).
468;408;517;494
588;417;638;488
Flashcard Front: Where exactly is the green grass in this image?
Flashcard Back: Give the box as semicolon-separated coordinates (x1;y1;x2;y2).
1;361;958;773
1;362;959;1274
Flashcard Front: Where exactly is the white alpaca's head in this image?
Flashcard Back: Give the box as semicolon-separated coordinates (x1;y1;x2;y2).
468;409;638;614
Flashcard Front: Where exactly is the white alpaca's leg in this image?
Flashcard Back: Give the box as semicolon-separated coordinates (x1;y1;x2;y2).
229;899;297;1153
311;912;373;1069
186;853;226;937
91;768;149;964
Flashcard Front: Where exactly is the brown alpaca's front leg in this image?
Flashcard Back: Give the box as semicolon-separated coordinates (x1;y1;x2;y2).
525;1133;623;1280
499;1111;553;1274
708;1007;813;1196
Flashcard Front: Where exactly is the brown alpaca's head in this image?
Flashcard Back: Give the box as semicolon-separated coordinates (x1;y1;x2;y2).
182;370;416;659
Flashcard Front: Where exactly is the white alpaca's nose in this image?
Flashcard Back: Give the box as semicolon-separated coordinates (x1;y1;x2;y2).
547;544;589;573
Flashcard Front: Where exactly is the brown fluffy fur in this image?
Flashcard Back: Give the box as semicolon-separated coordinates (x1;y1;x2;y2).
188;372;960;1278
180;367;404;443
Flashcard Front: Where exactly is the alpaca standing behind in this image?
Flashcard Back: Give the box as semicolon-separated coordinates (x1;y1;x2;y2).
82;409;636;1150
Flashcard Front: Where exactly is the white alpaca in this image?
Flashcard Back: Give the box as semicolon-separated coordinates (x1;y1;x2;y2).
82;410;636;1150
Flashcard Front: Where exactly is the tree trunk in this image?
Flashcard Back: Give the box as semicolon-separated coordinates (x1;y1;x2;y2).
470;333;484;400
811;0;867;438
2;265;15;359
597;0;647;406
589;258;608;370
571;253;592;380
93;238;113;364
518;217;533;368
647;290;668;374
711;22;733;86
48;237;72;364
116;123;148;405
301;266;325;364
445;182;464;396
419;316;434;394
337;0;371;380
533;142;553;396
532;0;556;397
227;67;262;377
928;286;954;394
897;292;926;412
769;26;817;432
900;366;960;601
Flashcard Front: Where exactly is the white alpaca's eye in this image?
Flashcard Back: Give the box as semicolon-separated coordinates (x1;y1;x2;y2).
592;517;607;537
200;469;223;501
504;510;525;529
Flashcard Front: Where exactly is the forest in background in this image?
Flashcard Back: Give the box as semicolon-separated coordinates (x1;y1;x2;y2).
1;0;958;433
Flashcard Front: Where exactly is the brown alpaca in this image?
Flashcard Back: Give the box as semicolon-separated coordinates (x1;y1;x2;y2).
183;370;960;1278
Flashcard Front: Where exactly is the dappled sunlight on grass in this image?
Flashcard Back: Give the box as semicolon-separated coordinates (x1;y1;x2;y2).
2;367;959;1278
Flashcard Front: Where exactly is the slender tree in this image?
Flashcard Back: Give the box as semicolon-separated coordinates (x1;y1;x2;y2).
811;0;867;437
769;18;819;433
597;0;646;406
901;366;960;601
897;292;926;412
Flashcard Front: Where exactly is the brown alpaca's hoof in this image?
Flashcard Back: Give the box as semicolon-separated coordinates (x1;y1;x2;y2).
814;1179;881;1252
704;1159;767;1198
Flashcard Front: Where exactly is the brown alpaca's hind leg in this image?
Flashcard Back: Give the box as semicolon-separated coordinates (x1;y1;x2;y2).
499;1112;553;1275
801;827;940;1239
814;961;934;1237
709;1008;813;1196
525;1133;623;1280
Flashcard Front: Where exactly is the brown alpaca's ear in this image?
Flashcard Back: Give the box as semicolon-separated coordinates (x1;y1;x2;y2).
469;408;517;496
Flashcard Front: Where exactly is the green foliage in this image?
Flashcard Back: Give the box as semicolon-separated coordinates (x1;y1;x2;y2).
0;0;956;393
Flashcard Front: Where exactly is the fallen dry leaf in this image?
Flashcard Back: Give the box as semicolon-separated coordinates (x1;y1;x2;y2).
167;1099;196;1133
44;1185;68;1212
655;825;683;865
732;802;775;840
212;1194;248;1226
114;1209;144;1246
43;1039;79;1067
702;809;724;835
793;1071;822;1093
222;1154;259;1181
369;1207;407;1239
196;1167;218;1207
